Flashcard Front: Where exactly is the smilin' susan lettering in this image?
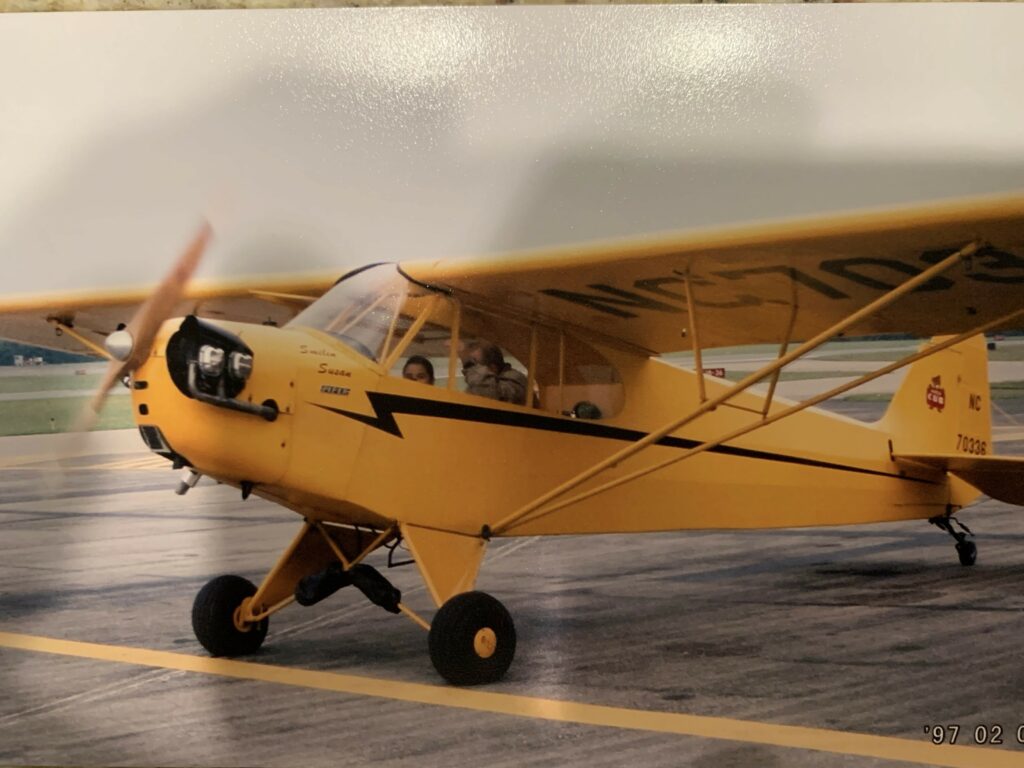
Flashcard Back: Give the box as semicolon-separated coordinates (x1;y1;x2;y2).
318;363;352;377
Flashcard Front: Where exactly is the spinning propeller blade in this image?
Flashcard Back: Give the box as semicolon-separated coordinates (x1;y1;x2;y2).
77;222;212;431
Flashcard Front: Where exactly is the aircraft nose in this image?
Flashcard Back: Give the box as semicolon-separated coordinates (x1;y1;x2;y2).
131;316;296;486
164;315;279;420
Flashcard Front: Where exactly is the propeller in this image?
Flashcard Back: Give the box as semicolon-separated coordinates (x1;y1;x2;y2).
77;221;212;431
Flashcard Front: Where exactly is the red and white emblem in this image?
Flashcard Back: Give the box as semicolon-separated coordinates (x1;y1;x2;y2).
926;376;945;412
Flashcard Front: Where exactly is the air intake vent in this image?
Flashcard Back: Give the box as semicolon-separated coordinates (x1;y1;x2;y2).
139;425;167;451
138;425;191;468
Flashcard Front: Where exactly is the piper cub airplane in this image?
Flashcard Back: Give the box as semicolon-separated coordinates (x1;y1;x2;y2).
3;195;1024;685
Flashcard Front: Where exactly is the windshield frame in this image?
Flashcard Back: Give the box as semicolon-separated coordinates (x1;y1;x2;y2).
287;264;412;364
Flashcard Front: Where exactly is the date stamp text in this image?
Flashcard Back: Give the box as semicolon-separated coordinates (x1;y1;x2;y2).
923;724;1024;746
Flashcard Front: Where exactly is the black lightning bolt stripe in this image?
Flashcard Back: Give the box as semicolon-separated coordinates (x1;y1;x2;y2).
314;393;934;484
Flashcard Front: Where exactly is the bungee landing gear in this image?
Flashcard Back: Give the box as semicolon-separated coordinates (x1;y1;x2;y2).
929;514;977;567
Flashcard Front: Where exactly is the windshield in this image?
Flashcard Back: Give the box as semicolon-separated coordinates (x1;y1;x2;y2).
286;264;410;362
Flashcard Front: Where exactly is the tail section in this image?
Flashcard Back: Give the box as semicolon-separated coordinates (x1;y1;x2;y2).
882;334;1014;508
891;454;1024;507
880;334;992;458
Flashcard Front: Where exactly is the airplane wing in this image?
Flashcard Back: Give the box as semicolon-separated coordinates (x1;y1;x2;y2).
5;195;1023;359
403;194;1024;354
0;272;338;358
893;454;1024;506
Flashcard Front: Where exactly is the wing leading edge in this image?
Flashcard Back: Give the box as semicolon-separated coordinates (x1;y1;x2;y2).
403;194;1024;354
0;272;338;358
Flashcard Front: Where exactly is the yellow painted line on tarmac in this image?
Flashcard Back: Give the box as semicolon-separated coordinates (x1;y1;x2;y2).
90;456;167;470
0;453;62;469
1;632;1022;767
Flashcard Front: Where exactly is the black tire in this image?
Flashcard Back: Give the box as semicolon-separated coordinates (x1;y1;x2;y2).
192;575;268;657
428;591;516;686
956;540;978;567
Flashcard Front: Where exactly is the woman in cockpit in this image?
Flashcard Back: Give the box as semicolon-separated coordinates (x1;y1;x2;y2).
402;355;435;386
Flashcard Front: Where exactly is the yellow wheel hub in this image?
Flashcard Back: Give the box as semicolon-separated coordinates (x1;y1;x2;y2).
473;627;497;659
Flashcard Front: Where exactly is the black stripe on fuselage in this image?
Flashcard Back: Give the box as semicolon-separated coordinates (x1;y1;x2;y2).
314;392;934;484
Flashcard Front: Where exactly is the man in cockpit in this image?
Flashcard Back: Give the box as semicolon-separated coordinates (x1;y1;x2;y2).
461;341;527;405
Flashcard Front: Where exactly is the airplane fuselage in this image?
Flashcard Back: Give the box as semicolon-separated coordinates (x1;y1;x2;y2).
133;319;956;538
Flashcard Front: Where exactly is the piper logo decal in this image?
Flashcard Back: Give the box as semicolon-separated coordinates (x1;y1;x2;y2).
320;385;350;396
926;376;946;412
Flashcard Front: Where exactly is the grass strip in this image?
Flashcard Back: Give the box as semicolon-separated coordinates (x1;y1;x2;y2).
0;373;104;394
0;396;134;436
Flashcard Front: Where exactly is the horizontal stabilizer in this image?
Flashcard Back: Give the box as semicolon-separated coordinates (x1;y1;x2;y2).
894;453;1024;506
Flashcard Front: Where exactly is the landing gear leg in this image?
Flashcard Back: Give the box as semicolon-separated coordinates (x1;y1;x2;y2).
190;521;396;657
398;523;509;684
929;513;977;567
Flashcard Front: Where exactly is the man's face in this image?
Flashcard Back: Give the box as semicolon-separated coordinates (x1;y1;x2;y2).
462;348;484;372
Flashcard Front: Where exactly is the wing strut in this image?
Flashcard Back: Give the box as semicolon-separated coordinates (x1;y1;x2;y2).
47;318;113;360
761;283;800;419
681;270;707;403
486;239;991;538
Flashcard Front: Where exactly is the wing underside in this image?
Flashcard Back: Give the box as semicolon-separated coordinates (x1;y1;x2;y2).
4;196;1024;359
404;194;1024;353
0;273;337;358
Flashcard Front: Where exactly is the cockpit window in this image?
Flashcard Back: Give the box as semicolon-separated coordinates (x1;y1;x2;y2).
287;265;409;362
290;264;624;418
397;300;624;418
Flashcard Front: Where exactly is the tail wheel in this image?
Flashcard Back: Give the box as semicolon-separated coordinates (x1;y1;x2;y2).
192;575;268;657
428;591;516;686
956;540;978;567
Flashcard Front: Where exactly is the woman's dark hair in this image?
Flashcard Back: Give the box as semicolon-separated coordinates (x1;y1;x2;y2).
403;355;435;384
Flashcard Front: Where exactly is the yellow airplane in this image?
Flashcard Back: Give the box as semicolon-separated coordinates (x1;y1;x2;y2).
2;195;1024;685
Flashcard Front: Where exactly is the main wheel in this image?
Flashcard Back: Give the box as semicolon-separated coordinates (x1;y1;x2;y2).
956;540;978;567
192;575;268;657
428;591;516;685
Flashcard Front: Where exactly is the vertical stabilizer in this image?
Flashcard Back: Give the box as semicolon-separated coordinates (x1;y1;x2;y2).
881;335;992;458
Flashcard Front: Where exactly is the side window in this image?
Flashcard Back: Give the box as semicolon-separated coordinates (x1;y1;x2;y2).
393;302;531;404
457;307;530;405
387;296;623;418
388;295;457;388
532;328;623;419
